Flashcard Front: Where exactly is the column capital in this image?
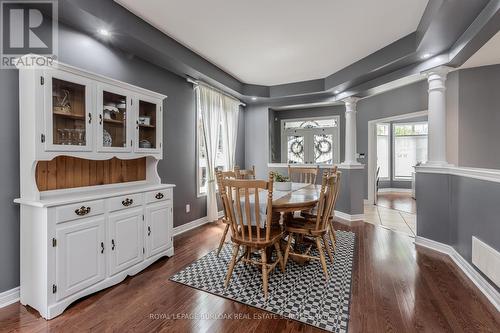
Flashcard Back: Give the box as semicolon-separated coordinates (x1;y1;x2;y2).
421;66;453;80
342;96;360;112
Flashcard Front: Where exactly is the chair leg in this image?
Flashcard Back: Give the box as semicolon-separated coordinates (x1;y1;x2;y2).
274;242;285;273
284;233;293;266
328;220;336;253
315;238;329;281
217;223;230;256
322;234;334;263
224;244;239;288
261;249;269;298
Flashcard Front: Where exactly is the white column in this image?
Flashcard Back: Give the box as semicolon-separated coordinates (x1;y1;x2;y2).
424;66;452;166
341;97;361;166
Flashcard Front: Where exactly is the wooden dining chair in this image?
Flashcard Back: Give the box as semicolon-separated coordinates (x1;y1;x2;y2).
220;174;285;298
234;165;256;179
288;165;319;184
301;167;340;252
215;169;237;256
284;172;341;280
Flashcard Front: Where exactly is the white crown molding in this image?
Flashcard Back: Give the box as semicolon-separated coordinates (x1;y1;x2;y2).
0;286;20;309
415;165;500;184
173;211;224;236
415;236;500;312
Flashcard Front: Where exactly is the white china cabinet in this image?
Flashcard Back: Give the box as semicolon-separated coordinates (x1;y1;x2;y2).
14;56;174;320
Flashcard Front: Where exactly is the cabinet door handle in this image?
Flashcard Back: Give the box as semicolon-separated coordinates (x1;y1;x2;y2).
111;239;115;250
155;192;164;200
101;242;105;253
88;113;92;124
122;198;133;206
147;226;151;236
75;206;91;216
99;114;103;125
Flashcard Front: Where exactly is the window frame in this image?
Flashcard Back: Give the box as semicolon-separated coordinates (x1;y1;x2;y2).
376;123;390;181
392;121;428;181
280;115;340;165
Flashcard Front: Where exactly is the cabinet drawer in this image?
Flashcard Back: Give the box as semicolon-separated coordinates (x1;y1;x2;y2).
145;188;172;204
56;200;105;223
108;193;143;212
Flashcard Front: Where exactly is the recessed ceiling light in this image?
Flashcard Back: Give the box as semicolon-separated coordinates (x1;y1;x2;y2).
251;97;257;101
334;90;340;94
98;28;110;36
421;53;432;59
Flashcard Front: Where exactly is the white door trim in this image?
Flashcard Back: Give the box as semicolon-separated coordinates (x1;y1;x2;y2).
367;110;428;205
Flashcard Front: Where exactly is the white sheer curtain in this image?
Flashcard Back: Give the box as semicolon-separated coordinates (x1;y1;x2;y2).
197;85;223;222
221;96;240;171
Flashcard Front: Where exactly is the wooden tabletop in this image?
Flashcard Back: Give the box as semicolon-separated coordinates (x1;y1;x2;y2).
272;183;321;212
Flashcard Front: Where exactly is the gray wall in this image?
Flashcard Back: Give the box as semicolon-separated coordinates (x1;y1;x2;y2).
416;173;500;291
0;66;21;295
457;64;500;169
0;23;244;293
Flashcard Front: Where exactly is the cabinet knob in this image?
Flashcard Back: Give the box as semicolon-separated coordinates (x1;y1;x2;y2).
155;192;164;200
75;206;91;216
122;198;133;206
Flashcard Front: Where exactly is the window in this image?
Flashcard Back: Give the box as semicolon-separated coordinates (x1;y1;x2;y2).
197;115;225;196
376;123;390;179
281;116;340;165
393;122;428;179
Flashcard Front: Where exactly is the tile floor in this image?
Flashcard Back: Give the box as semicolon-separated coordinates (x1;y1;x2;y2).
364;203;416;236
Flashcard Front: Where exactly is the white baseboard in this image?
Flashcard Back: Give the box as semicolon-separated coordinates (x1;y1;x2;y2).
173;211;224;237
415;236;500;311
0;286;20;308
378;188;412;193
334;210;364;222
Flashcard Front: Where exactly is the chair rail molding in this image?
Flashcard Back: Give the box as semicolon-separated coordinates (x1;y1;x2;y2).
415;165;500;183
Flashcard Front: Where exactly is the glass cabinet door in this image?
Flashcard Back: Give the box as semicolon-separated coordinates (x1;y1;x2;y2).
45;71;93;151
98;85;131;152
135;97;161;152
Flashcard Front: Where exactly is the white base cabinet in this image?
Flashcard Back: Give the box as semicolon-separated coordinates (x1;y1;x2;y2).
17;184;174;320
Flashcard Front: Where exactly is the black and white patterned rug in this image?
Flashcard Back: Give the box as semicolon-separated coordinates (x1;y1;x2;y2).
170;231;355;332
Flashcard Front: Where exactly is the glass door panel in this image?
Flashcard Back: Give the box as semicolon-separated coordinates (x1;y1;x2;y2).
137;100;157;150
287;135;305;164
101;90;129;150
314;134;333;164
52;78;87;146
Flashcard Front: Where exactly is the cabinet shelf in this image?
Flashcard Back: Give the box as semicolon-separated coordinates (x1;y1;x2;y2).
53;111;85;120
138;124;156;129
103;118;125;125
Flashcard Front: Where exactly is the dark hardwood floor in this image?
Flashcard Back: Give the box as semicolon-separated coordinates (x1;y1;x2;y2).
1;220;498;332
377;191;417;214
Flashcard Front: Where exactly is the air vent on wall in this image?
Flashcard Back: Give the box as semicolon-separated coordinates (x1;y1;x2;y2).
472;237;500;287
